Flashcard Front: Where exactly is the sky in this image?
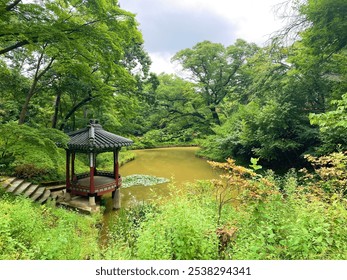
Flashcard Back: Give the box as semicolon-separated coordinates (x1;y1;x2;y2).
120;0;289;74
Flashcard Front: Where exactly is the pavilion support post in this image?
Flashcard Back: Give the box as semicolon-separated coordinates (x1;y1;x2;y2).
66;150;71;192
89;152;95;194
89;195;96;207
113;149;121;209
113;188;121;209
114;149;120;187
71;152;75;180
94;153;97;175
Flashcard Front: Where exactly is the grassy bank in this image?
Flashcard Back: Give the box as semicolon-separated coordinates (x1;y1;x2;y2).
2;152;347;260
0;188;102;260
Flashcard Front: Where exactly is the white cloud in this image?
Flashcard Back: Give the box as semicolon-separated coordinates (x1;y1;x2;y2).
149;52;176;75
148;0;286;45
121;0;288;74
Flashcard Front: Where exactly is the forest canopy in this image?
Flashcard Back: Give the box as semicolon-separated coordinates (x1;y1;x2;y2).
0;0;346;174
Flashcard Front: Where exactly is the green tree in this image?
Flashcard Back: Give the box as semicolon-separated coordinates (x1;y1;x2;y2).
1;0;149;127
278;0;347;110
286;0;347;153
172;40;259;125
299;0;347;57
309;93;347;153
0;60;29;123
152;74;210;141
199;0;347;167
198;43;320;168
130;74;212;146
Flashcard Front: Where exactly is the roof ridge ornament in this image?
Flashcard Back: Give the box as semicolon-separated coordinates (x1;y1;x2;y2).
89;119;99;125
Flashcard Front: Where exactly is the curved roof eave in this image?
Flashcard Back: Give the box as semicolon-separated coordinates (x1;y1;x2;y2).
66;120;133;152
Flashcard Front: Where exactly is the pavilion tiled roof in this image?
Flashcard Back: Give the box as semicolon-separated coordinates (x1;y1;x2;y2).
67;120;133;152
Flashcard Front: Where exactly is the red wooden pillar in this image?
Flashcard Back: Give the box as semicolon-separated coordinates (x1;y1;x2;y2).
113;148;121;209
66;150;71;191
71;152;75;180
89;152;95;194
114;149;119;187
94;153;97;175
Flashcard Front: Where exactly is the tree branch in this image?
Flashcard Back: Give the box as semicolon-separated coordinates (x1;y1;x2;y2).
6;0;22;11
59;95;94;131
0;40;29;55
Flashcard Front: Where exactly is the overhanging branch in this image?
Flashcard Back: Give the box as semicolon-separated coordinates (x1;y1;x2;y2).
6;0;21;11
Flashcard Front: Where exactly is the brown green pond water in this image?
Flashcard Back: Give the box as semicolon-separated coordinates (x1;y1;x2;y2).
103;147;221;212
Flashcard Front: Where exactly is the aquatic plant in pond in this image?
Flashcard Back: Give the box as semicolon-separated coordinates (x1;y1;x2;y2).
122;174;170;188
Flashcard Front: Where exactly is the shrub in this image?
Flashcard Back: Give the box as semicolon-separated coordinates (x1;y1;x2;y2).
300;151;347;198
227;171;347;260
14;164;53;182
104;202;160;259
206;159;347;260
0;122;69;182
135;197;219;260
0;192;101;260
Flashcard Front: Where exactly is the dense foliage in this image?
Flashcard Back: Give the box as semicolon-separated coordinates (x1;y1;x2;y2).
0;0;347;261
0;122;69;181
1;0;346;170
0;0;150;132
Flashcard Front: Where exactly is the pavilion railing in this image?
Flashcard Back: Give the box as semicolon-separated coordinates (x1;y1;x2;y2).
70;181;118;194
71;171;122;195
95;170;114;178
75;172;89;180
75;170;115;180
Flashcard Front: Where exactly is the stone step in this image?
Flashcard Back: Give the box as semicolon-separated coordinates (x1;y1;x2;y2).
30;187;46;201
51;190;65;200
23;184;40;198
1;176;61;206
6;179;25;193
13;181;32;195
1;177;17;189
45;184;66;191
38;189;51;204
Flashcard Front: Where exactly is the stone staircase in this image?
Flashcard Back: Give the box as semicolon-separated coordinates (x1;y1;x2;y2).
0;177;65;204
0;177;101;213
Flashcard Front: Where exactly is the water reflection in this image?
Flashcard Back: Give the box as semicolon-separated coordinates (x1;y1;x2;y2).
103;147;221;211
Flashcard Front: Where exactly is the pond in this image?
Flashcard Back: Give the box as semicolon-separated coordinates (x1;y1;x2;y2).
103;146;221;211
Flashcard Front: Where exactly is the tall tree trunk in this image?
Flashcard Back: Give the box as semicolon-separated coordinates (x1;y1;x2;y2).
72;112;76;131
18;80;38;125
210;106;221;125
51;91;62;128
18;49;55;124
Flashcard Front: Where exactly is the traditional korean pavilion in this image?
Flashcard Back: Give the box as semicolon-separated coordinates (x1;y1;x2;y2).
65;119;133;209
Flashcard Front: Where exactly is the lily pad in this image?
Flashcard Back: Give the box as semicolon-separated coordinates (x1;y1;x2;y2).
122;174;170;188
